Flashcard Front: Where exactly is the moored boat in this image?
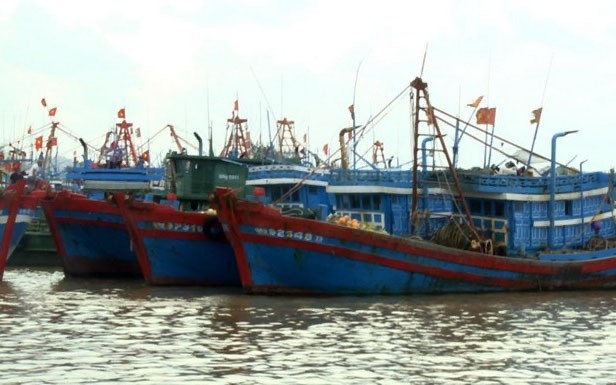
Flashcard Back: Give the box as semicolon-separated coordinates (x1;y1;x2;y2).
40;111;165;278
213;178;616;295
211;76;616;295
41;191;140;277
0;180;45;280
114;152;248;286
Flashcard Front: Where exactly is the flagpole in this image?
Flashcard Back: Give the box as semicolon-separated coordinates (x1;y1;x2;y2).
351;60;362;169
454;86;461;167
483;53;492;169
526;54;553;172
526;118;541;172
487;122;496;167
454;109;478;168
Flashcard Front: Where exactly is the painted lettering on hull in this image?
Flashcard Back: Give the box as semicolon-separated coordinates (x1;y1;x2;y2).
149;222;203;233
254;227;324;243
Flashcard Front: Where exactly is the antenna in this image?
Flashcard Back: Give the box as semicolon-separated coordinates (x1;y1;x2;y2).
420;43;428;78
483;52;492;168
206;77;213;156
351;60;362;168
250;66;278;121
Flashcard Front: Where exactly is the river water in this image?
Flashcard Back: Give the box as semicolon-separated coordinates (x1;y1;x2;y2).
1;267;616;385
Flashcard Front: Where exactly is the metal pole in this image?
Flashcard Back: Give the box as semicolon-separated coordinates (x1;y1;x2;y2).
549;130;578;248
421;137;435;174
579;159;587;242
421;136;435;219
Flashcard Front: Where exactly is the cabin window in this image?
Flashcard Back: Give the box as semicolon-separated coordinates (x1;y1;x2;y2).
373;195;381;210
270;186;281;201
282;186;299;202
362;195;371;209
175;160;189;174
469;199;482;215
485;201;494;216
565;200;573;216
495;201;505;217
269;186;299;203
340;195;351;210
339;194;382;210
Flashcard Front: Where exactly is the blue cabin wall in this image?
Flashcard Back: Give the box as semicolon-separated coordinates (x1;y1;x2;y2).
247;165;332;218
465;183;616;256
332;190;452;237
390;194;409;235
304;185;333;213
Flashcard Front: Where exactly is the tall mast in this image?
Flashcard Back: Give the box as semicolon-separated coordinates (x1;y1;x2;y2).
275;118;300;160
410;80;421;225
220;101;250;159
116;119;137;166
410;77;481;243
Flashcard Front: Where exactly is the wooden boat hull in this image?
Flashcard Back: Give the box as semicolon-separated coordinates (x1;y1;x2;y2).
214;188;616;295
10;206;59;267
41;192;140;278
0;181;39;280
115;195;240;286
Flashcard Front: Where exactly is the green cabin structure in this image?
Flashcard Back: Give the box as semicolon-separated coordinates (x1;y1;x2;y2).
165;152;248;212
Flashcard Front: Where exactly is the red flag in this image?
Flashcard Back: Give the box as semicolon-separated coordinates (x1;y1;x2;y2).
118;108;126;119
48;107;57;117
467;95;483;108
49;137;58;147
530;107;542;124
41;98;47;107
141;150;150;162
348;104;355;120
323;143;329;156
476;107;496;125
233;100;239;111
35;136;43;150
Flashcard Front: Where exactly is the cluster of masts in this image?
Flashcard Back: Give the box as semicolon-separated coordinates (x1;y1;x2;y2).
0;97;396;177
218;101;391;170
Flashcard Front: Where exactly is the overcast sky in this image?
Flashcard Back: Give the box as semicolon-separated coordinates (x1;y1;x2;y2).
0;0;614;171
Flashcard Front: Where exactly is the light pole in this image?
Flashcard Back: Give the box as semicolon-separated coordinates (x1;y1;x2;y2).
548;130;578;249
579;159;588;242
421;136;435;174
420;136;435;220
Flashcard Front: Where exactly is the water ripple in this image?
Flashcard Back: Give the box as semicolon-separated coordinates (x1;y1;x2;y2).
1;268;616;384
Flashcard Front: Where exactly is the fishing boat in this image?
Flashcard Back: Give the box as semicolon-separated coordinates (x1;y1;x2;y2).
212;76;616;295
114;106;322;286
0;180;46;280
8;121;69;266
42;190;142;276
41;111;166;277
114;149;248;286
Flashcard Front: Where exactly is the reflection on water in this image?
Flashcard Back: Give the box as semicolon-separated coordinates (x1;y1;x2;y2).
1;267;616;384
